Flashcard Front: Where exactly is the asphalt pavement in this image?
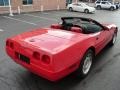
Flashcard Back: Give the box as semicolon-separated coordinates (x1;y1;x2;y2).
0;9;120;90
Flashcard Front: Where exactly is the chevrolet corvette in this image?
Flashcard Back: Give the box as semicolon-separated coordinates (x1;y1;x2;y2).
6;17;118;81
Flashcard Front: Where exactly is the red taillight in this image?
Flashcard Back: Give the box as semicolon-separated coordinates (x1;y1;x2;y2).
6;40;9;46
6;40;14;49
10;42;14;49
33;52;40;60
41;55;50;64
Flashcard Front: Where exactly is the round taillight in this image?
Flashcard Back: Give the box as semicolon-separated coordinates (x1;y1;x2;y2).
6;40;9;46
10;42;14;49
41;55;50;64
33;52;40;60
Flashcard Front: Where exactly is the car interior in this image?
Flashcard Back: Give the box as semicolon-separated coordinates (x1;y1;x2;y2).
51;17;104;34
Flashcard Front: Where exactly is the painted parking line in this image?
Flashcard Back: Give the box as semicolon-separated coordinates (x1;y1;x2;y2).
42;11;79;17
3;16;37;26
0;29;4;32
42;12;61;16
24;14;58;21
42;11;75;16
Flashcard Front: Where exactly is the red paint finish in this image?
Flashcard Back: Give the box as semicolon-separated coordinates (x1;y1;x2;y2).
6;23;117;81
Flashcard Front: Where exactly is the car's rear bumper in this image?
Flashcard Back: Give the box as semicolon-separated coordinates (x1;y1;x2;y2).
14;59;71;81
6;46;79;81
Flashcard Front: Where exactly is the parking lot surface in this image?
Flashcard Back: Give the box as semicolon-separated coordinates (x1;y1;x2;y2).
0;10;120;90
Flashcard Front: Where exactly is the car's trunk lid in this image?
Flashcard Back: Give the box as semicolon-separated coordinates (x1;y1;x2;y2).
12;28;87;53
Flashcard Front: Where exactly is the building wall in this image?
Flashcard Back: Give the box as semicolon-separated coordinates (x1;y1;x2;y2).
0;0;66;14
0;7;9;14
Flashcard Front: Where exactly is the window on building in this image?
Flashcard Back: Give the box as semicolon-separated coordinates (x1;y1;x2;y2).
0;0;9;6
23;0;33;5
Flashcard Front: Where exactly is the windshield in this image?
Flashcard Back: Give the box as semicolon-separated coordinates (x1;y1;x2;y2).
61;17;103;34
81;3;89;7
62;18;92;26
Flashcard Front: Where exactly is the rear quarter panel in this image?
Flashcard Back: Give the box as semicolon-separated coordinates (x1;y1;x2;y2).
52;36;96;72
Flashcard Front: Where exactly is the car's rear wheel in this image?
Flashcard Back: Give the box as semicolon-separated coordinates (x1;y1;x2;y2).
69;7;73;11
84;9;89;13
109;33;117;46
110;7;114;11
78;49;94;78
96;5;101;10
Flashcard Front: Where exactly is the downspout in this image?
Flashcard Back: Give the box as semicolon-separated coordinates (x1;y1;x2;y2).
8;0;14;16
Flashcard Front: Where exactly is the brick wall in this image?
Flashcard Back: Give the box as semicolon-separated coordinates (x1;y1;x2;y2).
0;6;9;14
0;0;66;14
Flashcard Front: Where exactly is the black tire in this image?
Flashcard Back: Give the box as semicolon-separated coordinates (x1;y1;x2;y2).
109;33;117;46
96;5;101;10
84;9;89;13
78;49;94;78
110;7;114;11
69;7;73;11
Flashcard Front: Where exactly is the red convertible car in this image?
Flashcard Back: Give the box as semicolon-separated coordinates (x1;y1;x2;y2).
6;17;118;81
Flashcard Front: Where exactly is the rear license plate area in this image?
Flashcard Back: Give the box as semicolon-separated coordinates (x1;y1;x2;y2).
15;52;30;64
